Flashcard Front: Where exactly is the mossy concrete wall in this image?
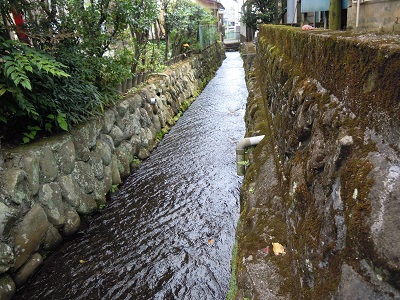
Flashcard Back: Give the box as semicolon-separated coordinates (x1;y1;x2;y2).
0;43;224;299
234;25;400;299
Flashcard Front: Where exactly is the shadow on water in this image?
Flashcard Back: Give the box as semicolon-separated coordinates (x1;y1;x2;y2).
15;52;248;300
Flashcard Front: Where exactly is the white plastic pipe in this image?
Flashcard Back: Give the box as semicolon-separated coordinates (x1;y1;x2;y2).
356;0;361;28
236;135;265;176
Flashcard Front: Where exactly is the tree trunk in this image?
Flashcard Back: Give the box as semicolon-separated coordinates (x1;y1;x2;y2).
329;0;341;30
1;10;12;40
165;31;169;61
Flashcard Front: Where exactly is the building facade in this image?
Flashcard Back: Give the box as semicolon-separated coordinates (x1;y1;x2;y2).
286;0;400;32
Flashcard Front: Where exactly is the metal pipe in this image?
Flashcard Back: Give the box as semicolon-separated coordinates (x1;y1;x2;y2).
356;0;361;28
236;135;265;176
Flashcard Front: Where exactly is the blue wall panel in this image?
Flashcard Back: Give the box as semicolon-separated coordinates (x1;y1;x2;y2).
301;0;348;12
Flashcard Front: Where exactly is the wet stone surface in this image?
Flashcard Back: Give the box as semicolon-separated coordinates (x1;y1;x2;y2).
15;52;247;300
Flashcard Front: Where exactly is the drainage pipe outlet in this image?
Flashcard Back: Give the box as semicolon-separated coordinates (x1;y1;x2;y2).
236;135;265;176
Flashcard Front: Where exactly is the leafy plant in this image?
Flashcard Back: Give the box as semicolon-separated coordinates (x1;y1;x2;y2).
110;184;119;193
237;160;250;166
0;38;70;121
47;113;68;131
162;0;217;59
227;241;239;300
22;125;41;144
241;0;287;30
156;131;165;142
131;156;141;168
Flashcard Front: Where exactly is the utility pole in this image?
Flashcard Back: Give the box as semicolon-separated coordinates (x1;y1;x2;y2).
329;0;341;30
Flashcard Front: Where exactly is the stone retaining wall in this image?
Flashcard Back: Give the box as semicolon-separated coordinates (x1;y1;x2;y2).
0;43;224;299
232;26;400;299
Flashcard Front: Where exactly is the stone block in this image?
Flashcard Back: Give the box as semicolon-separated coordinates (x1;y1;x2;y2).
152;115;162;133
369;152;400;272
0;274;15;300
55;139;76;175
127;94;144;112
0;243;14;273
58;175;81;208
39;148;59;183
138;148;150;160
73;161;95;194
109;125;124;147
139;108;152;128
1;169;27;205
96;139;112;166
115;147;131;179
116;115;135;140
335;264;393;299
13;203;48;269
22;156;40;197
13;253;43;287
76;194;97;215
38;183;65;228
102;109;116;134
61;206;81;236
111;154;122;185
144;103;154;119
100;134;115;152
43;224;62;251
71;122;101;162
89;152;104;180
0;203;18;239
72;120;101;151
103;165;113;194
116;101;129;117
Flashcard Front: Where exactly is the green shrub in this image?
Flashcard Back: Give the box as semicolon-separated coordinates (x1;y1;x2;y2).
0;38;116;143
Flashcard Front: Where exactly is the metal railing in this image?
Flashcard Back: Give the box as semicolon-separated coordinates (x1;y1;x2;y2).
224;31;240;41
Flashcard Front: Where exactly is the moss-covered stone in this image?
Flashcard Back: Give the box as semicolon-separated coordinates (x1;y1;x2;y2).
235;26;400;299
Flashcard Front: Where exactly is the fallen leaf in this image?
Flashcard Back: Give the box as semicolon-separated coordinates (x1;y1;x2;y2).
79;259;86;264
272;242;286;256
207;239;214;245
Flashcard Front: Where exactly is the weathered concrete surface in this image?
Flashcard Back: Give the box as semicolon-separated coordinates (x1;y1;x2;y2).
232;26;400;299
0;43;224;295
347;1;400;32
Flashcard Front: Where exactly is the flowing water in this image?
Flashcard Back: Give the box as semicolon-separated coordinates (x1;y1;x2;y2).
15;52;248;300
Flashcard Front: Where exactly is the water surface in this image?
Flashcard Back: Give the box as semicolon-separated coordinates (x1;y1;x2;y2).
16;52;248;300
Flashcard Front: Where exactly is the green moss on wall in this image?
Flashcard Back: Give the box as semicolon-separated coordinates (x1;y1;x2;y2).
236;26;400;299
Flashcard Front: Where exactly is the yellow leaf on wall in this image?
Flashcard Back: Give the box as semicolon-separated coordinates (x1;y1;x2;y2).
272;242;286;255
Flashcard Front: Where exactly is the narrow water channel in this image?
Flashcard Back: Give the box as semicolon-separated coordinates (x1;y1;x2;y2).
15;52;248;300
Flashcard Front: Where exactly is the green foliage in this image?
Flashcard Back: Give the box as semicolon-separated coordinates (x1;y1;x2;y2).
22;125;41;144
0;38;72;139
136;41;166;73
227;241;239;300
0;0;205;145
110;184;119;193
156;125;171;142
0;38;114;143
1;38;69;96
241;0;287;30
179;100;190;112
156;131;165;142
163;0;217;57
237;160;250;166
131;156;142;169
